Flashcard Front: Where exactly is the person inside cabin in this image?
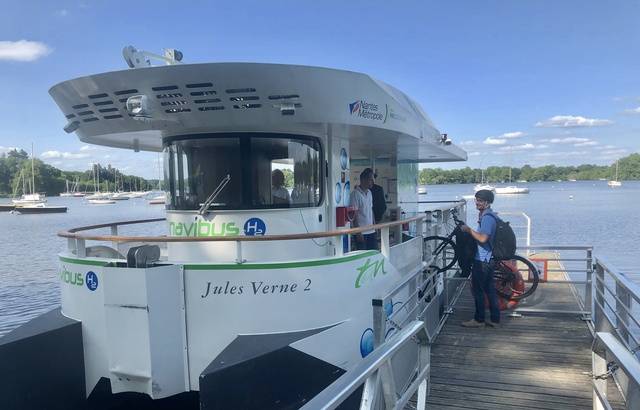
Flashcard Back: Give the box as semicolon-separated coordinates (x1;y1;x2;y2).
371;171;386;224
349;168;377;250
271;169;291;205
460;189;500;328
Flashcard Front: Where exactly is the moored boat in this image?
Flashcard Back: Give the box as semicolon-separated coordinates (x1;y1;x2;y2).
13;203;67;214
88;198;116;204
1;45;467;409
495;185;529;194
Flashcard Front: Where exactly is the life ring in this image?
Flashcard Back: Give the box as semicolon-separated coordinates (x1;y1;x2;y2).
471;259;526;310
494;259;525;310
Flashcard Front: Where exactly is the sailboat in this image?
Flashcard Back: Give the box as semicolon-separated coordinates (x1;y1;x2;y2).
12;146;47;205
474;169;496;192
495;167;529;194
12;145;67;213
60;179;74;197
608;161;622;187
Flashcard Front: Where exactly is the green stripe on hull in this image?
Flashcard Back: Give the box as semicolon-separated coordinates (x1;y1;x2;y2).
58;251;380;270
59;256;110;266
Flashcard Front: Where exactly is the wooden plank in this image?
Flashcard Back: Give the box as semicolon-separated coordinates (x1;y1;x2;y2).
432;366;592;391
430;376;593;399
429;386;591;410
430;382;594;408
432;361;593;384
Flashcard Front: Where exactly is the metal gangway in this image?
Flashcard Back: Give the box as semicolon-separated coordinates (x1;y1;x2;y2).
304;206;640;410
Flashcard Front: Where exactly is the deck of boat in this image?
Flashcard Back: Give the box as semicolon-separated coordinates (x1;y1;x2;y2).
426;252;626;410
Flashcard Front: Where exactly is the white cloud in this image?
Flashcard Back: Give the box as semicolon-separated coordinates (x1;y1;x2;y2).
40;150;89;159
602;149;628;156
55;9;69;17
498;143;535;152
483;137;507;145
482;131;524;146
535;151;589;158
501;131;524;139
0;40;52;62
547;137;590;144
459;140;476;146
535;115;613;128
574;141;598;147
624;107;640;114
603;145;617;149
79;145;102;151
468;151;480;156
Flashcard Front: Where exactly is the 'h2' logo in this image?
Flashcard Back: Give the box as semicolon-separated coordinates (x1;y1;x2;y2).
86;271;99;291
244;218;266;236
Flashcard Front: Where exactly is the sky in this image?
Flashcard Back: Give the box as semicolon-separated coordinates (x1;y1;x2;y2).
0;1;638;177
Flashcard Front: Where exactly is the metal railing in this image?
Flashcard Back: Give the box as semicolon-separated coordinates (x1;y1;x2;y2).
592;257;640;409
500;211;531;252
508;245;593;316
302;203;468;409
301;321;430;410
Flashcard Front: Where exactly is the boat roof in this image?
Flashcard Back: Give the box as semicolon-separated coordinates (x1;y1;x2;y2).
49;62;466;163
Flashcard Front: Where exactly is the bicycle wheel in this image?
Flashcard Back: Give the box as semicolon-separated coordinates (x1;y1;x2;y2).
424;236;458;273
493;254;540;300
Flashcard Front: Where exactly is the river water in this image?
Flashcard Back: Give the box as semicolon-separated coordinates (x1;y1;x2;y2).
1;180;638;336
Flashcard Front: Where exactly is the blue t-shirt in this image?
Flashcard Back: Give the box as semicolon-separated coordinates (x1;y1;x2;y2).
475;209;497;262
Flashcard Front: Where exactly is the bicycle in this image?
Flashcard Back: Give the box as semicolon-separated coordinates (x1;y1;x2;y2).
423;209;539;301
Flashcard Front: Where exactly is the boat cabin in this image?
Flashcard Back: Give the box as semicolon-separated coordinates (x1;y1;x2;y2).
50;51;466;262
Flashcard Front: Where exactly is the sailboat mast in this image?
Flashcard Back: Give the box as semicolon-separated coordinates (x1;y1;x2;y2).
31;143;35;195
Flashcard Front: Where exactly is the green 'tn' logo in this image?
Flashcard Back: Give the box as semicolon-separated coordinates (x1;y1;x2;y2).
355;258;387;288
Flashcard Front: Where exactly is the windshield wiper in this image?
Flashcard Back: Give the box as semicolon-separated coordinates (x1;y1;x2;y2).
198;174;231;215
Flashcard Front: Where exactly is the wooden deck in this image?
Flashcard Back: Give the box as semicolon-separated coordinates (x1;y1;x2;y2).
426;253;626;410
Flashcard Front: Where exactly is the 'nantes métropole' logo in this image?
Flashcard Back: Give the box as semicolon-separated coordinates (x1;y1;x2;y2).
355;257;387;288
349;100;387;122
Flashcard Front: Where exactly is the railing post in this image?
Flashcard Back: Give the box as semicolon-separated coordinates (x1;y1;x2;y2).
381;227;390;258
334;235;344;256
424;211;433;237
111;225;118;250
416;337;430;409
76;238;86;258
235;241;244;264
372;299;386;348
592;348;607;410
416;218;424;239
67;238;77;254
525;214;532;257
594;262;606;332
616;282;631;347
586;248;593;315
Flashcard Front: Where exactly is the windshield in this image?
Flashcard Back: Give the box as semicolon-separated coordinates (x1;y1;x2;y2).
164;133;323;210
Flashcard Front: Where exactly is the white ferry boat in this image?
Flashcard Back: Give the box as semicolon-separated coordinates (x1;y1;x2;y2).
0;46;466;409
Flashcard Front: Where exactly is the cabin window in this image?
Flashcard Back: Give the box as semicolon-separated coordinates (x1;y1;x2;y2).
164;133;323;210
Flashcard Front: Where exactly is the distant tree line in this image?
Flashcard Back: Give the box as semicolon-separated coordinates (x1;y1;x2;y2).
419;153;640;185
0;149;158;197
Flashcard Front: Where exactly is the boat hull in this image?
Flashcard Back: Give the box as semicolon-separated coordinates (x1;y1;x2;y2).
0;204;15;212
15;206;68;214
42;248;415;408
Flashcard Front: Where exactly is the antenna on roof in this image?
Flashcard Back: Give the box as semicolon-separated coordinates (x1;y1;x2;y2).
122;45;183;68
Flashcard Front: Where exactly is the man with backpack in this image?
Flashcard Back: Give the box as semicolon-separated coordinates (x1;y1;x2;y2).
460;189;501;328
